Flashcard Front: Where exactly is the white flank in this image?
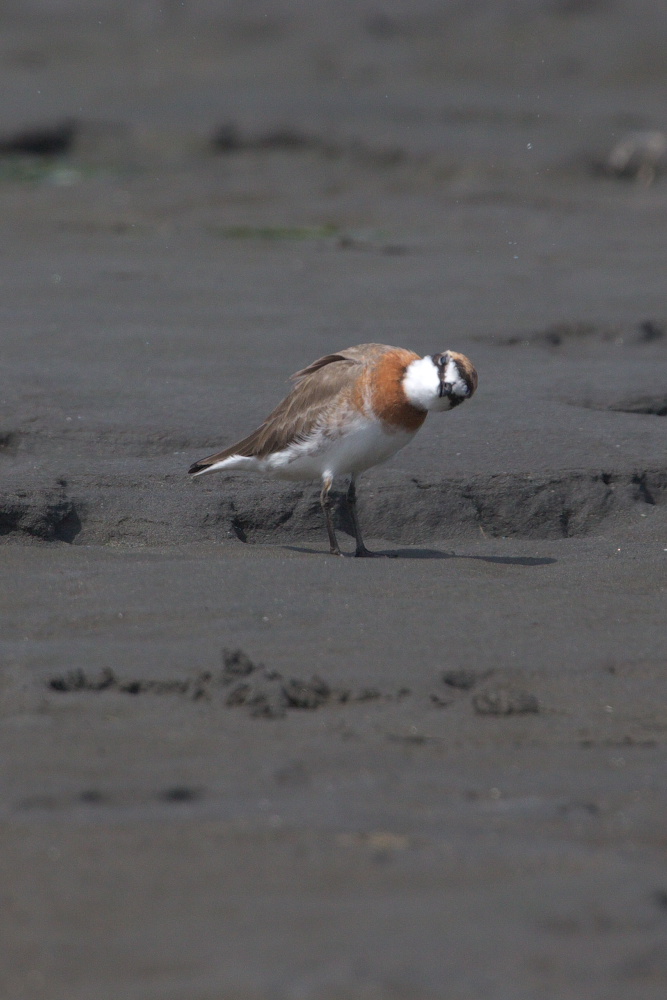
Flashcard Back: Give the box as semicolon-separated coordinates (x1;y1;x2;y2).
265;417;416;481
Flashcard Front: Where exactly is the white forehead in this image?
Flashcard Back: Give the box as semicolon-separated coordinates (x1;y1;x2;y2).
444;356;469;395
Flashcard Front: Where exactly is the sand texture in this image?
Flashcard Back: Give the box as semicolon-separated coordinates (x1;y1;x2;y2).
1;3;667;998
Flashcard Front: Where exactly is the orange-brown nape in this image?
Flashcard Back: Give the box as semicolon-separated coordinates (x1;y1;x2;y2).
365;348;428;431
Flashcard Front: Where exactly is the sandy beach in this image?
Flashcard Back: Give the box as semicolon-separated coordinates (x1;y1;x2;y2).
1;3;666;998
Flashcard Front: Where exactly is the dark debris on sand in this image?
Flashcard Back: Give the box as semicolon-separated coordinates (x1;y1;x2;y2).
0;119;76;157
220;649;391;719
49;666;199;697
442;668;484;691
472;687;540;716
48;654;544;720
47;649;405;719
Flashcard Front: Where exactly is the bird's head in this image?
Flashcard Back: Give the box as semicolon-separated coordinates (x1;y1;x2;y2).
403;350;478;412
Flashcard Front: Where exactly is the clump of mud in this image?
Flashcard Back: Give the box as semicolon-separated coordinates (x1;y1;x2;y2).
219;649;393;718
442;668;483;691
48;649;408;719
48;666;206;698
472;687;540;716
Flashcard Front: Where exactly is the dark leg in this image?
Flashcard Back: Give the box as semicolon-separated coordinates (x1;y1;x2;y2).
347;478;396;557
346;477;375;557
320;474;342;556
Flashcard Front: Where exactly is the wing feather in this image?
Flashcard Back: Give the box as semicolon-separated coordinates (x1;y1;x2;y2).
188;352;368;474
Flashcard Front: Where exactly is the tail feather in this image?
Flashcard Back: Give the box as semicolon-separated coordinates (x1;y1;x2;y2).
188;458;214;476
188;421;271;476
188;448;257;476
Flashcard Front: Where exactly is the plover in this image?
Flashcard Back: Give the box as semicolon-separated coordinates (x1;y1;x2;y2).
189;343;477;556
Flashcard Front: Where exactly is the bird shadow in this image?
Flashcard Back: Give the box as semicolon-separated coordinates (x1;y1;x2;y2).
393;551;556;565
284;545;556;566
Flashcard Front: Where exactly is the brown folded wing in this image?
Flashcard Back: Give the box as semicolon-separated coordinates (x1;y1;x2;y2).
188;347;393;474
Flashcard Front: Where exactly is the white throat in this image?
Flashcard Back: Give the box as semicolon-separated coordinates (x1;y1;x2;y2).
403;356;445;411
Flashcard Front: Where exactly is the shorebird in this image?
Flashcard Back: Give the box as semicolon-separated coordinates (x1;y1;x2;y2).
189;343;477;556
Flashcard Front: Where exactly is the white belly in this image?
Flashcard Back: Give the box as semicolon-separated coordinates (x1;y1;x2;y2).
268;416;416;480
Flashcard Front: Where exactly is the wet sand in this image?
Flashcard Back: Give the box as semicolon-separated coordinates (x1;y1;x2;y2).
1;4;667;998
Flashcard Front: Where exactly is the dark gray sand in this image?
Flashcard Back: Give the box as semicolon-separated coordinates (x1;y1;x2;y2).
1;4;667;999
